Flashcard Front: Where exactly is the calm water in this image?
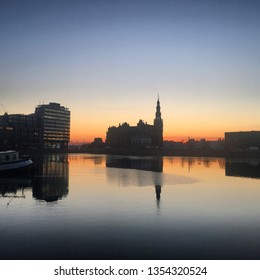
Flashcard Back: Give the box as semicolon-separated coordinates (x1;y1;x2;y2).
1;154;260;260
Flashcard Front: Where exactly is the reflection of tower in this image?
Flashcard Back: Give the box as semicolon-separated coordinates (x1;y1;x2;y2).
155;184;161;208
155;184;161;200
106;155;163;209
153;96;163;147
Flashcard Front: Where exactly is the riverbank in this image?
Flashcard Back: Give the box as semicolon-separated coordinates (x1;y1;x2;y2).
17;147;260;159
68;147;260;159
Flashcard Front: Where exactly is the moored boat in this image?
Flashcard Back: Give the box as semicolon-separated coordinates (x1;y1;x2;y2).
0;150;33;174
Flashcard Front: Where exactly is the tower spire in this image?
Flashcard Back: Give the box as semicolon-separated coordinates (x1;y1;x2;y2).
153;97;163;147
155;96;161;120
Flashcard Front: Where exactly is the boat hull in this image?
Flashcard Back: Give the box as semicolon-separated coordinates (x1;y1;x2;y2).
0;159;33;175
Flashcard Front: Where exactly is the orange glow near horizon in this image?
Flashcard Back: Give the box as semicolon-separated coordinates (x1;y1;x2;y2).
70;135;223;144
68;97;251;144
163;135;223;142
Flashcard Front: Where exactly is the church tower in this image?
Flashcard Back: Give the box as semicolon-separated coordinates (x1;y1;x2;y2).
153;97;163;147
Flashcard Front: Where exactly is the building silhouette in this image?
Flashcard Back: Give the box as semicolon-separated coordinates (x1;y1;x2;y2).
106;98;163;148
225;131;260;151
0;102;70;151
0;113;38;150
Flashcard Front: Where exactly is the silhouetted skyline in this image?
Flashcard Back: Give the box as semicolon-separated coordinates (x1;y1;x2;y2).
1;0;260;142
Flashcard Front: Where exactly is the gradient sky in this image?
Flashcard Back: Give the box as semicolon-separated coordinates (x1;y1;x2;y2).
1;0;260;142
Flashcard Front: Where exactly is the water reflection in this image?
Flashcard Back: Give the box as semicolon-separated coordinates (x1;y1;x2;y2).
2;154;260;260
0;155;69;203
226;159;260;179
0;177;31;205
32;154;69;202
106;156;163;207
106;156;163;172
155;184;161;208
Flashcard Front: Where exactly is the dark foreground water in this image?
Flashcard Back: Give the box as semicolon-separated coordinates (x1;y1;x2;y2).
1;154;260;260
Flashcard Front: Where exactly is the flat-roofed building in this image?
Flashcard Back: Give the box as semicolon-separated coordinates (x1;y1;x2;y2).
35;102;70;150
0;113;37;149
0;102;70;151
225;131;260;151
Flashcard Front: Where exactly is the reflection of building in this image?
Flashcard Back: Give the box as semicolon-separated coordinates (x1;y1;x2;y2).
106;98;163;148
106;156;163;207
225;131;260;151
0;102;70;151
106;156;163;172
0;177;31;196
225;160;260;179
32;154;69;202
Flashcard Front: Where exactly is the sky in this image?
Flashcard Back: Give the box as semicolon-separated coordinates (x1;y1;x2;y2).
1;0;260;142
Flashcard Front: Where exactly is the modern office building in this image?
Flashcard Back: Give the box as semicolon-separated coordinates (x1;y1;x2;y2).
0;102;70;151
35;102;70;150
106;98;163;148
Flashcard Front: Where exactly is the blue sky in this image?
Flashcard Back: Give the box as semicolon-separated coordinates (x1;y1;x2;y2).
1;0;260;141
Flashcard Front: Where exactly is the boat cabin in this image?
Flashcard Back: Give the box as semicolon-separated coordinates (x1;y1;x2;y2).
0;150;19;163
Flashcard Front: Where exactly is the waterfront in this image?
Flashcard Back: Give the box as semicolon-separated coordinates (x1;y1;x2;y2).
0;154;260;260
